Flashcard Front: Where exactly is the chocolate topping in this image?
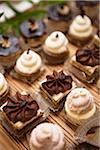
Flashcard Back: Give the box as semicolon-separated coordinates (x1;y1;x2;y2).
27;48;30;54
48;4;72;21
76;48;99;67
3;92;39;123
80;7;85;18
20;19;46;38
42;70;73;95
0;35;20;56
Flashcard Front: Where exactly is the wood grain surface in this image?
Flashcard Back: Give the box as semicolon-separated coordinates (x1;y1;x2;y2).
0;43;99;150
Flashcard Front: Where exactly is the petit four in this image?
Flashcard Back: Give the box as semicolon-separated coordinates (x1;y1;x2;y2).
0;35;22;69
65;88;96;125
68;9;93;46
69;46;99;83
29;122;65;150
40;70;76;110
43;31;69;64
45;3;73;33
10;49;43;83
20;18;47;52
0;73;9;106
0;91;47;137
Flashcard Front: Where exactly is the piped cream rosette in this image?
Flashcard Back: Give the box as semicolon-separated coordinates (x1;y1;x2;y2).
0;73;8;96
15;50;42;75
29;123;65;150
44;31;68;54
65;88;96;122
69;15;93;39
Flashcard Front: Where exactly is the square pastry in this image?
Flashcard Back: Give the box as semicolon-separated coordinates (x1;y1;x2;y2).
70;46;99;83
40;70;76;111
0;91;49;137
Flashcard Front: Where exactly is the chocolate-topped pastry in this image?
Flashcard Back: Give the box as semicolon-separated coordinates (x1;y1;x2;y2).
44;3;73;33
20;19;47;52
76;48;99;67
69;46;99;83
0;91;46;137
0;35;22;69
4;92;39;123
40;70;76;111
75;1;99;27
42;70;73;95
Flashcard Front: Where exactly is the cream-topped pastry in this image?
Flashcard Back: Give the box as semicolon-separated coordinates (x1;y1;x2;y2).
44;31;68;54
0;73;8;96
69;15;93;39
65;88;96;123
15;49;42;75
29;123;65;150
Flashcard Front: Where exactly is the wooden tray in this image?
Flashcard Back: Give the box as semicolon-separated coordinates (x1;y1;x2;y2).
0;43;99;150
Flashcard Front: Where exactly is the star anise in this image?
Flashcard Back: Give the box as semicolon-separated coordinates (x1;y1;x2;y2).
3;92;39;123
42;70;73;95
76;48;99;67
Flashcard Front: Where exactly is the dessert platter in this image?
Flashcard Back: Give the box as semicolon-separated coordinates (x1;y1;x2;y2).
0;1;99;150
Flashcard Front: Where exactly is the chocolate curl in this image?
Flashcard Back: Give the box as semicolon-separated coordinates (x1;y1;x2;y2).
27;48;30;54
56;33;59;38
80;6;85;18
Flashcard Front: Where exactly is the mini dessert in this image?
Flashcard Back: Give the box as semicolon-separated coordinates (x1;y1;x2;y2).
0;91;46;137
44;3;73;33
29;122;65;150
65;88;96;125
20;18;47;52
0;73;9;106
68;9;94;46
43;31;69;64
0;35;22;69
10;49;43;84
75;1;99;26
69;46;99;83
40;70;76;111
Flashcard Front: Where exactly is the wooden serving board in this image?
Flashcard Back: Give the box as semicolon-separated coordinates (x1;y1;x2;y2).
0;43;99;150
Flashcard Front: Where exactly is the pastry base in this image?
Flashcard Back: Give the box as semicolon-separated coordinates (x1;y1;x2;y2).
68;33;93;47
10;66;45;84
69;56;99;83
40;79;76;111
65;104;96;125
43;47;69;65
22;34;47;53
44;17;71;33
0;49;22;69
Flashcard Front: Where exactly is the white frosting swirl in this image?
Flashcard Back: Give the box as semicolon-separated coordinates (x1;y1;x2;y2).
66;88;94;114
69;15;93;38
29;123;65;150
15;50;42;75
0;73;8;96
44;31;68;54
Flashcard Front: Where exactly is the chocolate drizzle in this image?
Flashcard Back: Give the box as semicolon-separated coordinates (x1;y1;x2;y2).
80;6;85;18
76;48;99;67
3;92;39;123
42;70;73;95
